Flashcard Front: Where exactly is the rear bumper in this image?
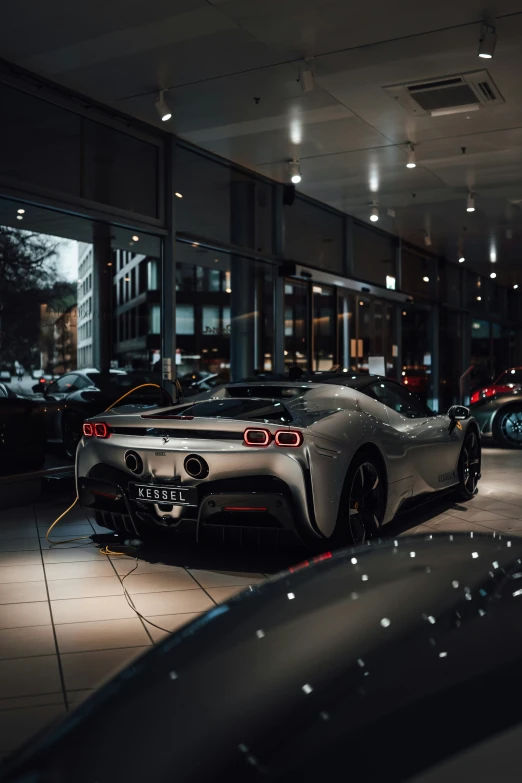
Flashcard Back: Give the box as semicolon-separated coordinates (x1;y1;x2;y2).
78;466;314;543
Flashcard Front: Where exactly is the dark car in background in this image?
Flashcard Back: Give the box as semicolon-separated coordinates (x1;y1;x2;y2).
2;535;522;783
0;382;46;474
31;370;173;458
470;367;522;448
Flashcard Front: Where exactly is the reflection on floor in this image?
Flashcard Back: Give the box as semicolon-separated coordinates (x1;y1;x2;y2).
0;445;521;759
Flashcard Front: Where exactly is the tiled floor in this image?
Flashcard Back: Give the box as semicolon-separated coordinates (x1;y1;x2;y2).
1;444;521;758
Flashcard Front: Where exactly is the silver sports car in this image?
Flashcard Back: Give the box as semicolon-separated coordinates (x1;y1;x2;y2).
76;375;481;547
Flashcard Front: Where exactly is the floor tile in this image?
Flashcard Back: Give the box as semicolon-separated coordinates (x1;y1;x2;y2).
111;558;182;576
0;526;39;541
67;689;95;706
0;601;51;630
47;576;124;601
44;560;115;580
130;588;214;617
55;618;152;654
145;612;203;643
0;538;40;553
0;655;62;699
0;625;56;660
51;595;136;624
0;564;44;584
188;569;265;588
0;581;47;605
446;507;512;524
0;704;66;753
426;519;493;533
40;525;94;541
61;647;148;691
0;551;42;567
42;545;106;563
122;570;199;595
0;693;64;710
206;584;253;603
0;505;35;525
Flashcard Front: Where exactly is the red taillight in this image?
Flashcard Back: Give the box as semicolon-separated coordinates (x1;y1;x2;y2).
274;430;303;447
94;422;111;439
83;422;94;437
473;385;512;404
244;428;272;447
39;378;46;383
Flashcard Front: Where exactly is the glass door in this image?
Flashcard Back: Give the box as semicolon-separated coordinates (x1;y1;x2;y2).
312;284;336;371
284;279;309;372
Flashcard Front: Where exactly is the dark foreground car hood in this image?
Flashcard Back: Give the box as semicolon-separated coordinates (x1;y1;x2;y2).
3;534;522;783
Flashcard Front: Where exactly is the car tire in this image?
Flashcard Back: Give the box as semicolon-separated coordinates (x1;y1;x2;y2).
331;449;386;547
62;414;82;460
454;429;481;501
492;406;522;449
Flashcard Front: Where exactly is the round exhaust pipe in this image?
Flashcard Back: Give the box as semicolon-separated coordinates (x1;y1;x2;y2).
125;450;143;475
184;454;209;479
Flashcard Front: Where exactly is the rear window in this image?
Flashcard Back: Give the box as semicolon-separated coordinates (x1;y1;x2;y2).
173;399;292;423
225;385;310;399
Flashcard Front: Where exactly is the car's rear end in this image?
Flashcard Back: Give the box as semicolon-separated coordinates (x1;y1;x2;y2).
76;395;318;545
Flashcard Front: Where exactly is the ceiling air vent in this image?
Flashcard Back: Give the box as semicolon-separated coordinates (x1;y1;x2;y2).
384;70;504;117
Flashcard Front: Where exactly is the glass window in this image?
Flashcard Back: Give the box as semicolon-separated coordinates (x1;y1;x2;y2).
440;261;461;307
176;305;195;335
149;304;161;335
401;305;433;403
284;280;309;372
402;250;434;297
48;374;78;393
147;260;159;290
312;285;335;371
83;120;159;218
369;381;427;419
338;290;356;372
353;223;396;286
202;306;221;334
284;197;344;273
174;147;273;254
177;398;292;423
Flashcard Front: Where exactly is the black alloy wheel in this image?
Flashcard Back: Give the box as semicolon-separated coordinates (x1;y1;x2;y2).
493;407;522;449
332;452;386;547
63;415;81;460
455;430;481;501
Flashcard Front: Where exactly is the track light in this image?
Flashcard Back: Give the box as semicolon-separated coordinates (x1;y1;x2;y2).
299;60;315;93
406;144;416;169
424;231;432;247
514;284;519;289
466;193;475;212
289;160;301;184
478;21;497;59
155;90;172;122
459;257;465;263
370;205;379;222
490;272;497;279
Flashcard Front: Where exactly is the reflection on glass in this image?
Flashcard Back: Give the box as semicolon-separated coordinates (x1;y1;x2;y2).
284;280;309;371
313;285;335;371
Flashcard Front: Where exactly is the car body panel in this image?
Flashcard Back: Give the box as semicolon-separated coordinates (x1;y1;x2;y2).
2;536;522;783
471;391;522;439
76;377;478;543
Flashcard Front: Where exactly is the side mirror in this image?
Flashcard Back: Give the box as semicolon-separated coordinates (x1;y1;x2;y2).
448;405;470;421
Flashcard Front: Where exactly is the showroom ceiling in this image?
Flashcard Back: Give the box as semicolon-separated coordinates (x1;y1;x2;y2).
2;0;522;284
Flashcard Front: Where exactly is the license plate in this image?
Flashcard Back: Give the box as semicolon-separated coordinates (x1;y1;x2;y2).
129;483;197;506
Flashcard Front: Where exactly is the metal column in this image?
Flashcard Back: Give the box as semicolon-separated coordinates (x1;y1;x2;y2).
91;222;112;373
161;137;177;396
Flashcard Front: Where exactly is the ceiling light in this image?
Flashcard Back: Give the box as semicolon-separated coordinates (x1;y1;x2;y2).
476;295;482;301
490;272;497;279
175;192;183;199
17;208;25;215
406;144;416;169
514;284;519;289
289;160;301;184
423;276;430;282
155;90;172;122
466;192;475;212
16;215;23;220
370;205;379;222
459;256;465;263
299;60;315;93
478;21;497;59
132;235;139;242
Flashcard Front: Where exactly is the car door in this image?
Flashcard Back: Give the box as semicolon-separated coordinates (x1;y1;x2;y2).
369;381;460;494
